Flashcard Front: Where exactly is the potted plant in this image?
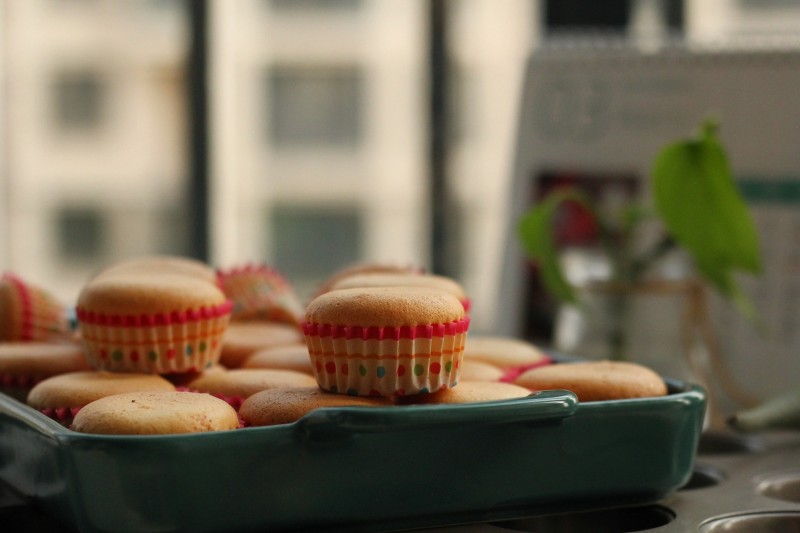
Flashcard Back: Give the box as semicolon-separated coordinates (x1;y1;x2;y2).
516;120;762;416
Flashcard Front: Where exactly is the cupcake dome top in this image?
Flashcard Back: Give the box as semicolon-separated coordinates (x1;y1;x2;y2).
305;286;464;327
78;273;228;317
72;391;239;435
329;272;467;300
92;255;218;285
27;371;175;410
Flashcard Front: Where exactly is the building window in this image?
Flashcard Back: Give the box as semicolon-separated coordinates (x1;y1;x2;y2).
543;0;683;35
544;0;630;33
269;0;362;12
55;206;106;262
268;66;363;148
155;205;191;257
270;205;362;291
52;70;107;132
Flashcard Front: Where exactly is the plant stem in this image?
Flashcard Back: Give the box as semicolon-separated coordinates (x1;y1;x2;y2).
607;291;629;361
629;235;677;281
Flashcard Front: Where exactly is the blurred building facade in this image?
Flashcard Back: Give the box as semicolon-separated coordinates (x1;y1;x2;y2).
2;0;800;332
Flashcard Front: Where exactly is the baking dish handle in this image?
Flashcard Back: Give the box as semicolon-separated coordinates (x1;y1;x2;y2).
294;389;578;439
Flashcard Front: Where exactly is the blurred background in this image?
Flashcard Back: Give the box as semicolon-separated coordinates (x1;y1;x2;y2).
1;0;799;349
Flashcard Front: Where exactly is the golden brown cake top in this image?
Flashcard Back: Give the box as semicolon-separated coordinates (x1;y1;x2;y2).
514;360;668;402
463;336;548;369
393;381;531;405
72;391;239;434
241;344;313;374
239;386;390;427
0;342;90;376
330;273;467;300
305;286;464;327
187;368;316;398
27;371;175;409
219;322;304;367
92;256;218;284
78;273;228;316
315;262;421;295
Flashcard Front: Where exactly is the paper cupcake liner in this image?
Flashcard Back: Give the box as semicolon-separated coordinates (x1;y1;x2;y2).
176;386;246;411
2;273;70;342
38;406;83;427
217;264;304;325
0;373;45;402
302;318;469;397
76;302;232;374
499;357;554;383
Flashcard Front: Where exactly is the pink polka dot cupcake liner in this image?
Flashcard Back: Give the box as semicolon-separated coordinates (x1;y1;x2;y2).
0;373;46;402
76;302;232;374
38;406;83;427
1;272;71;342
216;264;304;325
302;318;470;397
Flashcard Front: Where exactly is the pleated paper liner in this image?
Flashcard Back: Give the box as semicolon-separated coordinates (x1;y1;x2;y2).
303;318;470;397
76;302;233;374
1;273;71;342
216;264;304;325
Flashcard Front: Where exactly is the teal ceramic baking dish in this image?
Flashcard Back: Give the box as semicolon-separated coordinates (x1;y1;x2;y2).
0;380;705;533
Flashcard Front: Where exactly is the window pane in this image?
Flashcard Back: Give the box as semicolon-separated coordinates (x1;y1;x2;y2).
270;0;362;11
52;70;107;132
268;66;363;147
55;206;106;262
271;205;362;298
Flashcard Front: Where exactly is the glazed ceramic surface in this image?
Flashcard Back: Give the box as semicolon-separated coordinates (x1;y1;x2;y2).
0;380;705;533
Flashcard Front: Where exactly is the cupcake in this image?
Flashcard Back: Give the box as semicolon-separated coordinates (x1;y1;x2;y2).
163;363;227;388
242;344;314;375
0;341;91;401
514;360;668;401
71;391;239;435
303;286;469;397
314;262;423;297
27;371;175;426
185;368;317;410
216;264;304;325
458;360;505;383
92;255;218;286
240;386;391;427
393;380;532;405
329;272;471;313
76;272;232;374
219;321;304;368
463;336;551;382
0;273;71;342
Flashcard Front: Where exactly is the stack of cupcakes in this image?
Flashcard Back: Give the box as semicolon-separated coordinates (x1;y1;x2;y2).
4;257;579;434
24;256;240;432
301;267;472;398
0;273;84;400
77;257;232;375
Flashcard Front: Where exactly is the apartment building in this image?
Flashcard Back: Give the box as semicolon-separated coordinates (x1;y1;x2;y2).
2;0;798;332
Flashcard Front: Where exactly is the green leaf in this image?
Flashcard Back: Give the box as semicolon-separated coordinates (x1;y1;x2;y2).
517;189;594;305
652;121;762;309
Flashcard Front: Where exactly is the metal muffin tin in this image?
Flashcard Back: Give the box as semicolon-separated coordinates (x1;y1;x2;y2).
411;431;800;533
0;378;704;533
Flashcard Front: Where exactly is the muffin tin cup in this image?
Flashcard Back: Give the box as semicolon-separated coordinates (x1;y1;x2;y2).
77;306;231;374
304;320;469;396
